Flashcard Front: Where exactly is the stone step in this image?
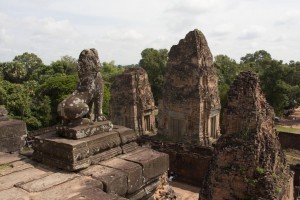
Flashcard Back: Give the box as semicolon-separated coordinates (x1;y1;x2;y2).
119;148;169;181
0;152;26;165
17;172;79;192
29;176;103;200
100;157;143;194
80;164;127;196
0;187;30;200
0;159;35;176
0;167;51;191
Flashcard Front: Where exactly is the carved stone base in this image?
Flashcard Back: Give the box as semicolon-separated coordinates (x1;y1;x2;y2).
32;125;141;171
56;120;113;139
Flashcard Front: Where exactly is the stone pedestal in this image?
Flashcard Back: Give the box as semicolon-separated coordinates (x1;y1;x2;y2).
32;125;139;171
56;121;113;139
0;119;27;153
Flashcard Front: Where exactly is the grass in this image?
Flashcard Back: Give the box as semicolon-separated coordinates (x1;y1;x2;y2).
275;125;300;134
0;164;12;171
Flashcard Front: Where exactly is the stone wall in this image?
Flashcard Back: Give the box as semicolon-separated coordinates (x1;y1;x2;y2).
0;119;27;153
110;68;156;135
138;136;213;186
158;29;220;145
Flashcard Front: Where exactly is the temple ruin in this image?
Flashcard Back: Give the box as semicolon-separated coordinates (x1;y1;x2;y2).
200;71;294;200
110;67;156;135
158;29;221;145
31;49;172;199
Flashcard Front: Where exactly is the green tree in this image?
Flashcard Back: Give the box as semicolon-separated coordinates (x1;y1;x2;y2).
139;48;168;103
50;55;77;75
260;60;299;114
37;75;77;124
13;52;44;80
101;61;124;116
0;61;27;83
214;55;241;110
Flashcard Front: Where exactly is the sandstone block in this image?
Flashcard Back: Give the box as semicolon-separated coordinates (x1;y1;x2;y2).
0;187;30;200
114;125;138;144
30;176;103;200
81;164;127;196
0;159;35;176
32;150;90;171
100;157;143;194
33;130;121;162
90;146;122;164
57;120;113;139
119;148;169;181
121;142;139;154
68;188;128;200
0;152;26;165
0;119;27;152
0;167;50;191
18;172;79;192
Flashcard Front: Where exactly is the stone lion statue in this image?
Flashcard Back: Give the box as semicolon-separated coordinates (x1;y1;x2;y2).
58;48;105;125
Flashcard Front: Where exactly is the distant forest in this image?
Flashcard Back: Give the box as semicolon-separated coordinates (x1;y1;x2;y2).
0;49;299;130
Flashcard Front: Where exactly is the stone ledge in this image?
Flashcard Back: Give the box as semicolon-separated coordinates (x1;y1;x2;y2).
80;164;127;196
57;120;113;139
33;131;121;162
100;157;143;194
119;148;169;181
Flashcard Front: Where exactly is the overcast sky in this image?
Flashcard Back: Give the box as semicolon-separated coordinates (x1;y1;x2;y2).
0;0;299;65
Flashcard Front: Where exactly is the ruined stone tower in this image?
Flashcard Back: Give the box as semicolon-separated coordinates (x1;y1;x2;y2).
158;29;220;145
200;71;294;200
110;67;156;134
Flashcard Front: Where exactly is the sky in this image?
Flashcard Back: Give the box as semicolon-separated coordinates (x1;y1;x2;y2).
0;0;299;65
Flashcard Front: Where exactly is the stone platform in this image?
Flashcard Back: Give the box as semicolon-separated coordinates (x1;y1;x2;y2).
32;125;139;171
30;124;172;199
0;148;169;199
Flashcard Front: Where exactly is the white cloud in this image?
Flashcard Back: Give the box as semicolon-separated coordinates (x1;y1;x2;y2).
101;29;144;42
238;26;265;40
275;10;300;26
166;0;221;15
0;0;300;64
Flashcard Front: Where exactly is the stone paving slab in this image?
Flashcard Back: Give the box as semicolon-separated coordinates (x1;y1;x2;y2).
0;187;30;200
80;164;127;196
30;176;103;200
100;157;143;194
119;148;169;180
0;152;26;165
0;159;35;176
68;187;128;200
0;167;51;191
18;171;79;192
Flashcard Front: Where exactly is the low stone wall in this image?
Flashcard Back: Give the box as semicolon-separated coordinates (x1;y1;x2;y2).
138;136;213;186
0;119;27;152
278;131;300;151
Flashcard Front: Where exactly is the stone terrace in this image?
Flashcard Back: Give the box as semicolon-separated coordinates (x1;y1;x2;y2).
0;146;168;200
